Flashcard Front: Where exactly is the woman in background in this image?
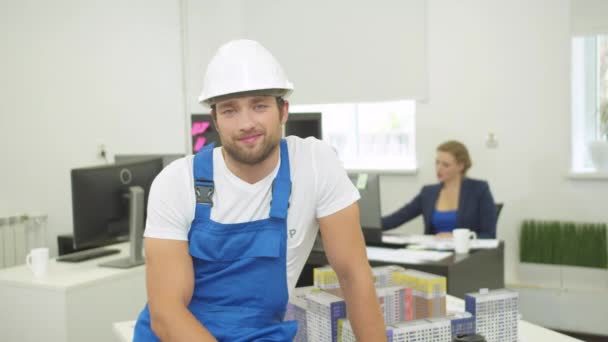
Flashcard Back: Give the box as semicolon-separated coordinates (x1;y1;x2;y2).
382;140;497;238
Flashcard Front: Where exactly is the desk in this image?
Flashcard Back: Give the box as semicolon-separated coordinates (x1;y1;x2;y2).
113;320;135;342
298;242;505;298
0;243;147;342
113;295;583;342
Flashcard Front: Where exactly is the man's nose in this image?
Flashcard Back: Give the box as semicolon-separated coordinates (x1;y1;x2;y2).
237;109;256;131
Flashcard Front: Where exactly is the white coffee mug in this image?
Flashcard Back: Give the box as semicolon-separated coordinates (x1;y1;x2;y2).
26;247;49;278
453;228;477;254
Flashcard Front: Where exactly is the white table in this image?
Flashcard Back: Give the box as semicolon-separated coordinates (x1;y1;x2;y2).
113;294;583;342
114;320;135;342
0;243;147;342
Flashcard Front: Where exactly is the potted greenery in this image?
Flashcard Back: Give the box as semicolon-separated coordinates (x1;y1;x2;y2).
518;220;608;288
589;100;608;171
516;220;608;335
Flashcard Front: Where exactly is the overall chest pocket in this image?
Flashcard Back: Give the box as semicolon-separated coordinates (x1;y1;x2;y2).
189;227;281;262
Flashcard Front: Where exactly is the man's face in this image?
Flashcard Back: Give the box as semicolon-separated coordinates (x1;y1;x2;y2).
214;95;288;165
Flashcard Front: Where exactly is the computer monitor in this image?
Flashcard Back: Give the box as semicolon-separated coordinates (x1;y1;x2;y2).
114;154;184;167
70;158;163;268
285;112;322;139
348;172;384;245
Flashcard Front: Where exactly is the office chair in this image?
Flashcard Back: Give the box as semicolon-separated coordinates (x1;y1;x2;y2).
495;203;504;220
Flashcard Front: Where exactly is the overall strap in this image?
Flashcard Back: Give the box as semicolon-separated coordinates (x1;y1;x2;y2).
193;143;215;220
269;139;291;220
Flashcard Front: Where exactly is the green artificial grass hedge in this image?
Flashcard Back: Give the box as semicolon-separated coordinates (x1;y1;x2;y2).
520;220;607;269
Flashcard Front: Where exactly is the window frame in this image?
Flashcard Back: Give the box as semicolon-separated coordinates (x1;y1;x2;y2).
570;35;608;177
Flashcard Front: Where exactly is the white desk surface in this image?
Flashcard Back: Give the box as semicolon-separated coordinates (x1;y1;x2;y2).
113;294;583;342
114;320;135;342
0;243;144;292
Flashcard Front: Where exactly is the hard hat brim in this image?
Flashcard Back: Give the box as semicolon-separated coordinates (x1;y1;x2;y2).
201;88;293;106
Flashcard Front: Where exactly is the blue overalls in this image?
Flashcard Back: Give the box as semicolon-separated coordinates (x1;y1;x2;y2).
133;139;298;341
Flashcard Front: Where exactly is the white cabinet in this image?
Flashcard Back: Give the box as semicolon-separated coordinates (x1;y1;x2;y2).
0;243;146;342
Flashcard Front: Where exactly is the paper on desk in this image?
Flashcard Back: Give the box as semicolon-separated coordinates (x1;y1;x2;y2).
381;235;414;245
381;234;436;245
471;239;500;249
366;246;452;263
382;234;499;250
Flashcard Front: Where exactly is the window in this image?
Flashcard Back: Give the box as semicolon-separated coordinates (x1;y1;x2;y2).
571;35;608;172
290;100;416;172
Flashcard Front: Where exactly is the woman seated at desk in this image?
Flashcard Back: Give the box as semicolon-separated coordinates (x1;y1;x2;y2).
382;140;497;239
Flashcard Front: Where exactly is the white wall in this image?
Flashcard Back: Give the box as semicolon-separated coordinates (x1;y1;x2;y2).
381;0;608;284
240;0;428;104
1;0;606;287
0;0;186;255
183;0;243;114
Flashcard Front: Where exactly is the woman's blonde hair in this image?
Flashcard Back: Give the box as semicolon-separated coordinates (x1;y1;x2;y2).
437;140;472;174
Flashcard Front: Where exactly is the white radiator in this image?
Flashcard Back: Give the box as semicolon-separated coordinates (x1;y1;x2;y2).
0;214;47;269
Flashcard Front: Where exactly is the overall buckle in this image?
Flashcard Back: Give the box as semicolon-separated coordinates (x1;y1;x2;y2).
195;179;214;205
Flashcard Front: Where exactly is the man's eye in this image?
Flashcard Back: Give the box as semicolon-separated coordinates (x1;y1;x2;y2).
221;109;235;115
255;104;268;110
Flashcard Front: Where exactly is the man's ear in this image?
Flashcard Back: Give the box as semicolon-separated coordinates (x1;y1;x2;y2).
210;110;220;132
281;100;290;124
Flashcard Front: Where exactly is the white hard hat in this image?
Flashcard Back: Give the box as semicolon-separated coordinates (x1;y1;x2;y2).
198;39;294;105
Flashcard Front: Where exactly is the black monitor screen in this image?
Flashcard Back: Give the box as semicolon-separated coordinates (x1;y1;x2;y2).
285;113;322;139
348;173;382;229
348;172;383;245
114;154;184;167
70;158;163;249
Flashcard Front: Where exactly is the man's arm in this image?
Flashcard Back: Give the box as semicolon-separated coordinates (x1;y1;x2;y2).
145;238;217;342
319;202;386;342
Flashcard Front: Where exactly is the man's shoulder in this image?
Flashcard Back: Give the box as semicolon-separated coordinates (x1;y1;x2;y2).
285;135;337;164
285;135;329;152
154;155;194;186
284;135;347;188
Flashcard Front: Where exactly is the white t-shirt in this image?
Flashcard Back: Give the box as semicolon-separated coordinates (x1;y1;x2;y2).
144;136;360;293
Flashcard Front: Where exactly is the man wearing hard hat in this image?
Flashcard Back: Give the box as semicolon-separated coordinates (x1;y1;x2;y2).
132;40;386;341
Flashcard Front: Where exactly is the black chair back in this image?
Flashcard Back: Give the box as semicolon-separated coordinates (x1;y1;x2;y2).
495;203;504;220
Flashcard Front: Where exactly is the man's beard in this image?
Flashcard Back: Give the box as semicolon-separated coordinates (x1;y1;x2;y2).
221;128;281;165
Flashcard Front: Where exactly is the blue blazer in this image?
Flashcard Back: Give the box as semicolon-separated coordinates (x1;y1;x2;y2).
381;178;497;238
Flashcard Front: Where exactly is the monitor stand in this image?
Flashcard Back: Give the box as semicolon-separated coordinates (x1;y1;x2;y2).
361;227;403;248
362;227;384;245
99;186;145;268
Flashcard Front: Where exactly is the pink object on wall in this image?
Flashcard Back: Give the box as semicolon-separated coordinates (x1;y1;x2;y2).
194;136;207;152
191;121;210;136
